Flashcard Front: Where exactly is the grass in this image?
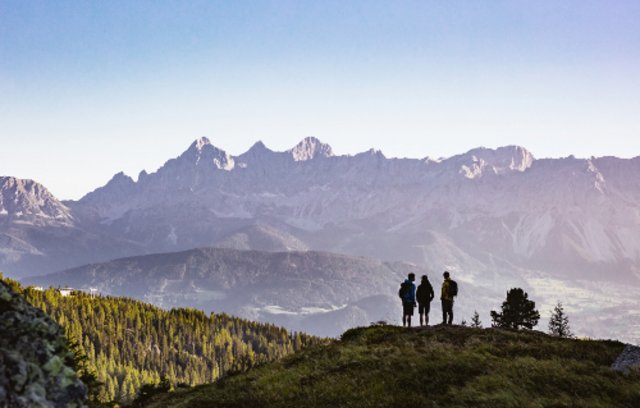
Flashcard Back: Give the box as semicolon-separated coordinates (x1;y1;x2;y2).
143;325;640;408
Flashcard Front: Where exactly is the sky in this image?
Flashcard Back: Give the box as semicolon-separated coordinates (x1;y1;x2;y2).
1;0;639;199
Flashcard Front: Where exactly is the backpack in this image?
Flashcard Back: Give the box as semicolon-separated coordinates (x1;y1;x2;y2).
448;280;458;297
398;281;411;300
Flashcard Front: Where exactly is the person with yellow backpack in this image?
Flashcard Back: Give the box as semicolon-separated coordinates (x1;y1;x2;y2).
440;271;458;325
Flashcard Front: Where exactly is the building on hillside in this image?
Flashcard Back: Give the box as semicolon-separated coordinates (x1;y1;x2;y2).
59;287;74;297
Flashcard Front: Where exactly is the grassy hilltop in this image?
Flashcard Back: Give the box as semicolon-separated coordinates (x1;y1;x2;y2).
145;325;640;408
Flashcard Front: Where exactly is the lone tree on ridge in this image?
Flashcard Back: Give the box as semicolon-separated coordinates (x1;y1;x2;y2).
548;302;573;338
490;288;540;330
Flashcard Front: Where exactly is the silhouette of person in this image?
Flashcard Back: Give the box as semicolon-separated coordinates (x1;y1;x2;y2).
441;271;454;325
416;275;434;326
400;273;416;327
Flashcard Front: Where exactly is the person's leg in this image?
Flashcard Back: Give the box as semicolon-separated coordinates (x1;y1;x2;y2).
425;304;430;326
408;304;414;327
442;301;448;325
444;301;453;325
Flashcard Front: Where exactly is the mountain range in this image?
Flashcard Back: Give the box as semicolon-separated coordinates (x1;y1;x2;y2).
3;137;640;341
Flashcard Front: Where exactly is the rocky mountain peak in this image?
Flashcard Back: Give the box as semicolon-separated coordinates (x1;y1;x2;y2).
364;148;386;158
455;145;535;178
108;171;135;186
501;145;535;172
250;140;268;150
244;140;275;156
137;170;149;182
236;141;281;167
181;137;235;170
0;177;71;222
289;137;334;161
76;171;137;214
191;136;212;151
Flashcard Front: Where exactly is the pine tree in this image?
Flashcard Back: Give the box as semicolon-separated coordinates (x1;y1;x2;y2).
490;288;540;330
548;302;573;338
471;311;482;328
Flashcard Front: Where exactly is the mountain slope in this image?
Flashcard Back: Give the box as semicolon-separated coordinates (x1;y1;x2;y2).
213;224;309;252
0;177;143;277
24;247;427;337
144;325;640;408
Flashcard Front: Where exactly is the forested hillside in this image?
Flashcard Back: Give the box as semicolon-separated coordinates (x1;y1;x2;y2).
2;277;319;404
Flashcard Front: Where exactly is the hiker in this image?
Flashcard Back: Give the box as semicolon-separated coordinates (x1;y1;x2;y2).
416;275;434;326
440;271;457;325
399;273;417;327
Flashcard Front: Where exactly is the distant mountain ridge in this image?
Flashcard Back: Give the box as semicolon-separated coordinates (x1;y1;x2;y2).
70;137;640;282
3;137;640;342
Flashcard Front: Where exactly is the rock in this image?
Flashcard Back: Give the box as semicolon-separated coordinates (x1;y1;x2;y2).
0;279;87;407
611;344;640;373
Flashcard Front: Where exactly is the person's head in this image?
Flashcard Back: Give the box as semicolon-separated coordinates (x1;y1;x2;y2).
408;273;415;282
421;275;429;282
443;271;450;279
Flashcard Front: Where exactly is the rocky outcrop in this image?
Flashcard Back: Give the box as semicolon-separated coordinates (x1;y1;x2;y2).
612;344;640;373
0;279;87;407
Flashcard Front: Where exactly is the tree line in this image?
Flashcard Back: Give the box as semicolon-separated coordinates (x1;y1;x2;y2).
462;287;573;338
1;277;320;405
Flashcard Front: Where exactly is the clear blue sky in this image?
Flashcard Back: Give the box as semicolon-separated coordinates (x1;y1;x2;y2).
1;1;639;199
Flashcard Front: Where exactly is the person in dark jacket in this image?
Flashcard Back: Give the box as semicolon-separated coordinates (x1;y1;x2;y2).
416;275;435;326
400;273;417;327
